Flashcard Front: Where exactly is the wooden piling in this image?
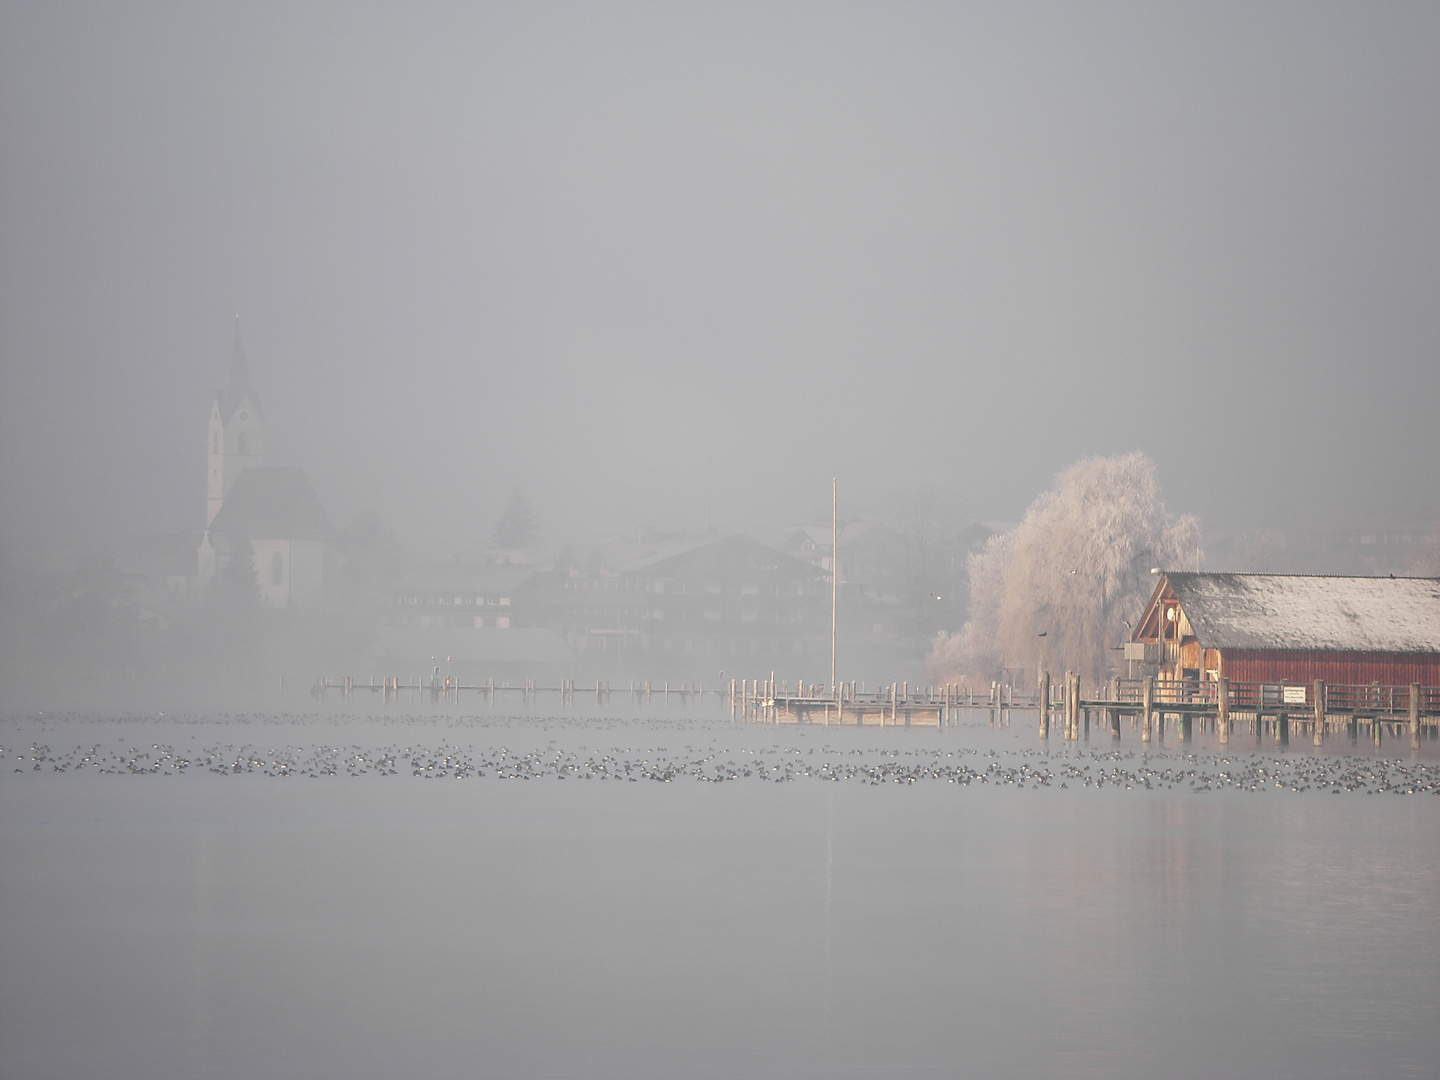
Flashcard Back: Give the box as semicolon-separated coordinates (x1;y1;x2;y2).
1411;683;1422;750
1038;671;1050;739
1217;676;1230;744
1313;679;1326;746
1141;676;1153;742
1062;672;1072;740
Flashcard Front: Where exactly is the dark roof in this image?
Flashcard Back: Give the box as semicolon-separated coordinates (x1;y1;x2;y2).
217;320;263;423
620;533;822;580
1160;572;1440;653
392;563;536;595
208;467;335;542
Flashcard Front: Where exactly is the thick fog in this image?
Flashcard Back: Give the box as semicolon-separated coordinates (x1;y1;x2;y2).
4;11;1440;1078
3;3;1438;552
2;4;1440;703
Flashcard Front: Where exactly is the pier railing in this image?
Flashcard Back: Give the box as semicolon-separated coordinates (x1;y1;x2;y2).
1108;678;1435;715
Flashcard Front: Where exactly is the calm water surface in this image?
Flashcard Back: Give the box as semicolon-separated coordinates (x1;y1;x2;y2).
1;708;1436;1079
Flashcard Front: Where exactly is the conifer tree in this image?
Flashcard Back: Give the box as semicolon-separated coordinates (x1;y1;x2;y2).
492;487;538;548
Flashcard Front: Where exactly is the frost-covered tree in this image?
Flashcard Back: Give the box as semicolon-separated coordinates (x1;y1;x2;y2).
928;453;1200;683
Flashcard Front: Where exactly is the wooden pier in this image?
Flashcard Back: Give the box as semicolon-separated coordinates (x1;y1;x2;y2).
309;672;1032;727
731;678;1033;727
313;674;730;709
1023;673;1439;749
308;670;1439;747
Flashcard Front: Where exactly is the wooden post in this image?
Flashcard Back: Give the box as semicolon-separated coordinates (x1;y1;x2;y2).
1061;672;1070;739
1061;672;1070;740
1072;672;1082;740
1217;676;1230;744
1411;683;1422;750
1038;671;1050;739
1141;676;1153;742
1313;679;1326;746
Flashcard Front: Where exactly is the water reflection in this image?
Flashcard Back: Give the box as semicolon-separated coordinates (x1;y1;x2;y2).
0;710;1436;1079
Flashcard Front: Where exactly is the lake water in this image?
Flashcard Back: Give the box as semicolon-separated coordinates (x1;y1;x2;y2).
2;706;1437;1079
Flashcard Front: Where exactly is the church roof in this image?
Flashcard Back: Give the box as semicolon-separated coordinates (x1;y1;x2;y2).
217;319;263;423
208;467;335;542
1156;572;1440;653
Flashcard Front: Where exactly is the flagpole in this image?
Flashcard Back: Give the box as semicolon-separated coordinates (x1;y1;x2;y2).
831;477;838;698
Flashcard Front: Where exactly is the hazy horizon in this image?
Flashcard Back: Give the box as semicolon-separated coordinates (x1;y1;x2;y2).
3;3;1439;557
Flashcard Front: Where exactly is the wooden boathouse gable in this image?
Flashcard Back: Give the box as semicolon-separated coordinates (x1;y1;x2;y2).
1131;572;1440;686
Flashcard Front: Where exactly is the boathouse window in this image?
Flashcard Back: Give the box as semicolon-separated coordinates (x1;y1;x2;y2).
270;551;284;585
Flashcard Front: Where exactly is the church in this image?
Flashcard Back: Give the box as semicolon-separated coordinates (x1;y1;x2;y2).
197;321;336;608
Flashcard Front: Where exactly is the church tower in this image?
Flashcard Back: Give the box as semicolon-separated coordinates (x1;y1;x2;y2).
206;319;266;527
197;318;336;605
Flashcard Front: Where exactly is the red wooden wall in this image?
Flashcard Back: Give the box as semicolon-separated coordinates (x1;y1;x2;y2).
1221;649;1440;686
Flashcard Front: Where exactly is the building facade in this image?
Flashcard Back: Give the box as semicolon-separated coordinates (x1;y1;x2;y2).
198;321;334;607
1130;572;1440;686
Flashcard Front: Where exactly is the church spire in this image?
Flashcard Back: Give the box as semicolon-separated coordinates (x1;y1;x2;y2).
221;316;262;421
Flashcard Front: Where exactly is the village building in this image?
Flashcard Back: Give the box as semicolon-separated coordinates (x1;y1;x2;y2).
389;563;536;629
377;562;572;670
203;467;336;608
197;321;335;607
780;516;1000;668
537;533;827;667
1130;572;1440;686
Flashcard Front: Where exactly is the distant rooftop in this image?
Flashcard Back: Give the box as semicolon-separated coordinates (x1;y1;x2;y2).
393;563;536;594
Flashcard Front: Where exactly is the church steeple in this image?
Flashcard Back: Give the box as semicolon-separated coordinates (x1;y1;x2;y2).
206;318;266;527
220;317;262;423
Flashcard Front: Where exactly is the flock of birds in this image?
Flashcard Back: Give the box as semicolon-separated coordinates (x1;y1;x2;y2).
2;711;1438;795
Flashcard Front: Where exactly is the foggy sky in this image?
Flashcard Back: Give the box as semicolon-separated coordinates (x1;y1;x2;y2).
2;3;1437;555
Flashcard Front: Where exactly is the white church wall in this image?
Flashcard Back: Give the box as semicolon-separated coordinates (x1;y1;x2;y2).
198;532;219;591
287;539;329;609
250;539;291;608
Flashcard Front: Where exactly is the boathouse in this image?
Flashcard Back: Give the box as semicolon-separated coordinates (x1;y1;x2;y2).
1129;572;1440;685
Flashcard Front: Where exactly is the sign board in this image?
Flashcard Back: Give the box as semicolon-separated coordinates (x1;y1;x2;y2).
1282;685;1307;705
1123;642;1148;661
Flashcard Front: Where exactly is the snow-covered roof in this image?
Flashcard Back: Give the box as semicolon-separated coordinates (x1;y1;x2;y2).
1163;572;1440;653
